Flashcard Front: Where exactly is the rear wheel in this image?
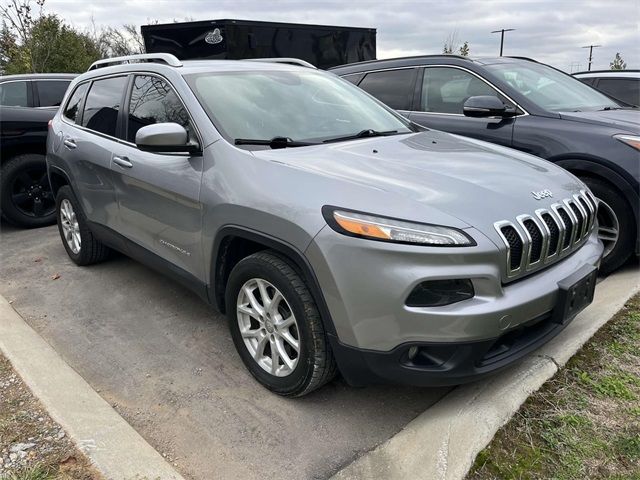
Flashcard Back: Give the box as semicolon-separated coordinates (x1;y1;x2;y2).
225;251;337;396
0;154;56;228
55;186;110;265
581;176;635;274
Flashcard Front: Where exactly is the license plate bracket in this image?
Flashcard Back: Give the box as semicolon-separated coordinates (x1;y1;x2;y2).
552;265;597;325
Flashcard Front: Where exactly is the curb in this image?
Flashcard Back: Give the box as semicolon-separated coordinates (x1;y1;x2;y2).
0;295;185;480
332;266;640;480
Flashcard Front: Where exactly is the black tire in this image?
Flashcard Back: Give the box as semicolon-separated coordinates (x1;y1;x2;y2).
225;251;337;396
582;176;635;275
55;186;110;266
0;154;56;228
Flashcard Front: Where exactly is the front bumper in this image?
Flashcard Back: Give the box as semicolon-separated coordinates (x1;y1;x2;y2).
329;305;574;387
306;226;603;386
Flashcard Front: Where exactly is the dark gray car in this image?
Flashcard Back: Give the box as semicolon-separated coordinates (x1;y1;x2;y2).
331;56;640;274
47;54;603;396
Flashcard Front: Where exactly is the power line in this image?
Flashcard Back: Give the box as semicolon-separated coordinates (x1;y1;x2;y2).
491;28;515;56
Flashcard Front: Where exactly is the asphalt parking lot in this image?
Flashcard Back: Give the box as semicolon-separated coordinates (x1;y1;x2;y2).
0;223;450;480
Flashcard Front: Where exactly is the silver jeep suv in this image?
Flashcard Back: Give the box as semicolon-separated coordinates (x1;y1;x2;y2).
47;54;604;396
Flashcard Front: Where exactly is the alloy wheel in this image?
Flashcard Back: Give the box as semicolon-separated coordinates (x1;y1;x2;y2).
10;167;55;218
236;278;300;377
59;199;81;254
596;199;619;258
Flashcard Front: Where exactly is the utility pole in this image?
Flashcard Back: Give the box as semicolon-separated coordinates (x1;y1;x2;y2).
491;28;515;56
582;44;602;71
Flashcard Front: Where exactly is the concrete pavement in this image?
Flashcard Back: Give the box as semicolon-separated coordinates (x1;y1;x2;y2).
0;224;449;480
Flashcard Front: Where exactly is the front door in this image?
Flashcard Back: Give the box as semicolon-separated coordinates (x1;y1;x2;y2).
110;74;204;279
409;66;517;147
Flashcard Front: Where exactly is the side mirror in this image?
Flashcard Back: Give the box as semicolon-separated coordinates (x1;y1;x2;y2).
135;123;198;154
463;96;511;118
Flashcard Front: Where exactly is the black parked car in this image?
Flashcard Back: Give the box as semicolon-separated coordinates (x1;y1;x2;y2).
0;73;75;227
573;70;640;107
331;56;640;274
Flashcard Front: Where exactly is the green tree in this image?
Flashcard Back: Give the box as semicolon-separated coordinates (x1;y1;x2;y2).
610;52;626;70
0;0;100;73
459;41;470;56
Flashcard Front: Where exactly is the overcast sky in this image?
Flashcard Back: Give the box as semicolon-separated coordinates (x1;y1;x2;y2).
46;0;639;72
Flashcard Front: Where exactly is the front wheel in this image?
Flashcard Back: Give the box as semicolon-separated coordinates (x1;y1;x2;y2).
225;251;337;396
582;177;635;275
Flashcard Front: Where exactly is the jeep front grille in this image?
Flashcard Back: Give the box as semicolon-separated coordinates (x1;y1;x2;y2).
495;190;597;280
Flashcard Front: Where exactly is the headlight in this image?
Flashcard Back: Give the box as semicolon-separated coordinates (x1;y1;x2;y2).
322;207;475;246
614;134;640;151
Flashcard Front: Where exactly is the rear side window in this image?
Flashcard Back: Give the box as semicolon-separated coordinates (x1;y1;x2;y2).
358;68;416;110
127;75;197;145
596;78;640;106
82;76;128;137
36;80;71;107
63;83;89;123
0;81;29;107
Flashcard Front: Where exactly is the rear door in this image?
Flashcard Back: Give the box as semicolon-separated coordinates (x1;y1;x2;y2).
408;66;518;147
59;76;126;227
110;74;204;279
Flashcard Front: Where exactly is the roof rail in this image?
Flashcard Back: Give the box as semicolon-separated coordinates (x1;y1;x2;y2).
88;53;183;71
244;57;317;69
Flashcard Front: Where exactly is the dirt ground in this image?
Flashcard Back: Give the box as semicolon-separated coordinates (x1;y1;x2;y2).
0;353;102;480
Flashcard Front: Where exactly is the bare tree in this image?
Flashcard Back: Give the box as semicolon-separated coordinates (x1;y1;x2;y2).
442;30;459;55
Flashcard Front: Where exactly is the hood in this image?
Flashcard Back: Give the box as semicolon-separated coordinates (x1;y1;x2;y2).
251;130;585;235
559;109;640;133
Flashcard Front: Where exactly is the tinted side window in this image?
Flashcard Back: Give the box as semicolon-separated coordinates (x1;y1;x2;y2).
421;67;499;114
578;77;598;86
0;81;29;107
342;73;364;85
127;75;197;145
82;76;127;137
63;83;89;123
596;78;640;106
36;80;71;107
358;69;416;110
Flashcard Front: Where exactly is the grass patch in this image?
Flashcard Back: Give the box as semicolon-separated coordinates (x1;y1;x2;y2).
468;293;640;480
0;354;102;479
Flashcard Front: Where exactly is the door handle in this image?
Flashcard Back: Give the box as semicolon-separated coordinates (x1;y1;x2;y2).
63;138;77;149
113;155;133;168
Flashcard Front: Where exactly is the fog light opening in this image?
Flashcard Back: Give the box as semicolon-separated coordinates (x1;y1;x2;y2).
408;346;419;360
406;279;474;307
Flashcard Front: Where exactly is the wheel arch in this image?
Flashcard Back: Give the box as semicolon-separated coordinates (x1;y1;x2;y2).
552;156;638;217
553;156;639;255
210;226;337;336
47;165;71;198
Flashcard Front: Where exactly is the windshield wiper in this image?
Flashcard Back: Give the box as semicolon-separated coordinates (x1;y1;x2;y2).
322;129;400;144
234;136;319;149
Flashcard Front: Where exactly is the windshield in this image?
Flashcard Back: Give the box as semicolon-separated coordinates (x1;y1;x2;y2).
485;62;621;112
186;69;414;145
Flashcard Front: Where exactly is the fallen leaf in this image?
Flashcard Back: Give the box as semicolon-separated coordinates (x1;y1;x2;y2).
51;273;61;280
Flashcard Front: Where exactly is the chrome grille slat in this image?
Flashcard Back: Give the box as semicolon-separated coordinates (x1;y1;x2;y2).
495;192;597;280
